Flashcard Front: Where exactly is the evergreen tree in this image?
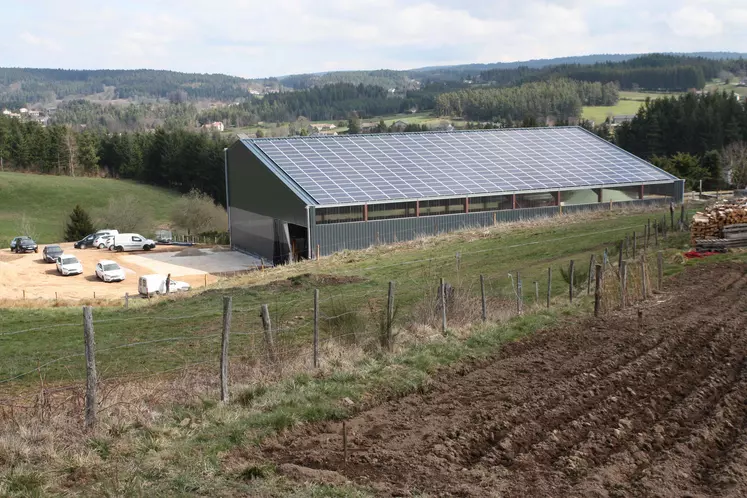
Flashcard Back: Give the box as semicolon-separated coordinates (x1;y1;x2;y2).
63;205;95;242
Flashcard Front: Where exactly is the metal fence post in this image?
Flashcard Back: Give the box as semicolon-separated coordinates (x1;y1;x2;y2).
220;296;232;403
620;260;627;309
594;264;603;317
587;254;595;295
516;271;522;314
657;251;664;291
440;277;447;334
387;282;395;352
568;260;575;304
313;289;319;366
547;267;552;308
480;275;487;322
83;306;97;430
261;304;276;363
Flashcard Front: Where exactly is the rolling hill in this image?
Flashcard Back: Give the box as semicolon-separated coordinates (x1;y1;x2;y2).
0;171;181;244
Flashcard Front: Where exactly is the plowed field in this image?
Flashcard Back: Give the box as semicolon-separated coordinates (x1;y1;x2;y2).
265;262;747;497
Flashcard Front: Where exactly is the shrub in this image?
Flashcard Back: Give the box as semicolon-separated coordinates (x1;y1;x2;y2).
63;204;95;241
170;189;227;235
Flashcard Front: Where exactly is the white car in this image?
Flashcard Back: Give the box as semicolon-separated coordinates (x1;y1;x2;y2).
138;274;191;296
95;260;126;282
94;234;115;249
56;255;83;276
112;233;157;252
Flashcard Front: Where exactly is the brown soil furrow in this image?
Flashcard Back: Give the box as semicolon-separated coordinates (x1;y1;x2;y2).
263;262;747;497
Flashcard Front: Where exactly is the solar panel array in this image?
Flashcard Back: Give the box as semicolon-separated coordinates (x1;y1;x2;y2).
245;127;676;205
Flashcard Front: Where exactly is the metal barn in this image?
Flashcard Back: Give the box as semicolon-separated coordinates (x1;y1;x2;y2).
225;127;684;264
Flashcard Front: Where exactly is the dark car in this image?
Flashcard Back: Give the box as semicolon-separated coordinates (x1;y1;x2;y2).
11;236;38;253
74;233;96;249
42;245;64;263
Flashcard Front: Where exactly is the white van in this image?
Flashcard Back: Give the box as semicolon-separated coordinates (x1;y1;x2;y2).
138;274;191;296
112;233;156;252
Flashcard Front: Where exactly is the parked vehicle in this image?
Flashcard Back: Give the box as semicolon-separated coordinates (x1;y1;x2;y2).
94;234;115;249
95;260;126;282
42;245;64;263
138;274;190;296
75;230;119;249
112;233;156;252
56;255;83;276
10;236;38;253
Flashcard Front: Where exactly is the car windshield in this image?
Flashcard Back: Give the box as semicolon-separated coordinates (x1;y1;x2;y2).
47;245;61;251
20;237;32;242
102;264;120;271
62;257;79;265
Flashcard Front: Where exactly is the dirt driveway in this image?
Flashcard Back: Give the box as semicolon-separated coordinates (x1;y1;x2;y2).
265;262;747;497
0;243;219;301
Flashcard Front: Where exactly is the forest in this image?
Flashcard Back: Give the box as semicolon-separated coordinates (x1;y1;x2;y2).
435;80;620;121
478;55;727;90
0;114;229;204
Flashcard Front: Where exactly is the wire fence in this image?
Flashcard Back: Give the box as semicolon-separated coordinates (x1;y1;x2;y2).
0;214;686;429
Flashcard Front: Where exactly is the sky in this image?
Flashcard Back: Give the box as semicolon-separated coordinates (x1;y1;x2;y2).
2;0;747;78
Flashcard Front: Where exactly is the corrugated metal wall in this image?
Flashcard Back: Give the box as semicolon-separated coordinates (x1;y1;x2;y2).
310;198;672;256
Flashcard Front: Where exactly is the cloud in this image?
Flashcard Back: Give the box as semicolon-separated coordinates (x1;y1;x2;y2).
1;0;746;77
19;32;61;52
667;6;723;38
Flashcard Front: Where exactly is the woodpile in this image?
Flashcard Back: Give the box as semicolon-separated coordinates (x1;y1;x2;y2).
690;198;747;246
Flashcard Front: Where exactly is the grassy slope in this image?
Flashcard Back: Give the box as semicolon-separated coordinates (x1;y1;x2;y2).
0;172;181;244
3;206;745;496
582;90;682;123
0;207;695;388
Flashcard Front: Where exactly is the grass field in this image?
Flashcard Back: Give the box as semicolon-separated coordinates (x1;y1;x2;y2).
0;205;697;390
4;203;745;496
582;90;682;123
0;171;182;244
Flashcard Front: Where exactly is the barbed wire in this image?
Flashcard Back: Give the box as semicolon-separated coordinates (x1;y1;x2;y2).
0;322;83;337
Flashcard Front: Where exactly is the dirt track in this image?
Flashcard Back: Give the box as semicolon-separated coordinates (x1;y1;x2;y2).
265;262;747;497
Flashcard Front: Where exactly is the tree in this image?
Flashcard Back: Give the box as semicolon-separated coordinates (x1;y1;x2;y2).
97;195;152;233
347;114;361;135
255;129;265;138
64;205;95;241
701;150;723;189
722;141;747;188
671;152;709;190
170;189;227;235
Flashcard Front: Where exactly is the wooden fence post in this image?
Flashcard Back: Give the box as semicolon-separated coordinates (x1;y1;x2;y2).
643;224;648;252
625;235;629;258
594;264;603;317
618;240;623;269
534;281;539;305
261;304;276;363
680;203;685;229
647;218;651;246
547;267;552;308
220;296;232;403
440;277;447;334
587;254;595;295
165;273;171;294
387;282;395;352
657;251;664;291
640;256;647;300
654;220;659;247
620;261;627;309
670;202;675;230
83;306;97;430
313;289;319;366
124;292;129;309
480;275;487;322
568;260;575;304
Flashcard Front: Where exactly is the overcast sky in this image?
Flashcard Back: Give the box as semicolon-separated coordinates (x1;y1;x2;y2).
2;0;746;78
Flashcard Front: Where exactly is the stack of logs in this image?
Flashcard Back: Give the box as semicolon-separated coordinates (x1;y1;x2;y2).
691;198;747;251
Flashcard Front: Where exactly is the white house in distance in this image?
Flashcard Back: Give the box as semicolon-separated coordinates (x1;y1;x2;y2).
201;121;225;132
311;123;336;132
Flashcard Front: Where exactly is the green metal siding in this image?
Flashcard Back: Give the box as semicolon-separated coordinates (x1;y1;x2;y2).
309;198;672;257
227;142;308;227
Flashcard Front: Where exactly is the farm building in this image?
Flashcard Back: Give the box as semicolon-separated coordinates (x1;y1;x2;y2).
225;127;684;264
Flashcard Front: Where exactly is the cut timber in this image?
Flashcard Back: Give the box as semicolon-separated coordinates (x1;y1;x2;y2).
690;198;747;245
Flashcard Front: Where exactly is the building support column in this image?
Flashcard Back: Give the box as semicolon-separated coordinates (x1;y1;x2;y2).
363;204;368;222
639;185;645;200
465;197;470;213
595;188;603;203
512;194;517;209
415;200;420;217
556;190;561;206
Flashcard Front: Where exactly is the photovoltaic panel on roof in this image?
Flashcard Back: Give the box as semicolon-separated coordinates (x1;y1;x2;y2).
244;127;677;206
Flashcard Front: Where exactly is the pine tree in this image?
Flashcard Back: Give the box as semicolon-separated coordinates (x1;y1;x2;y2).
63;205;95;242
